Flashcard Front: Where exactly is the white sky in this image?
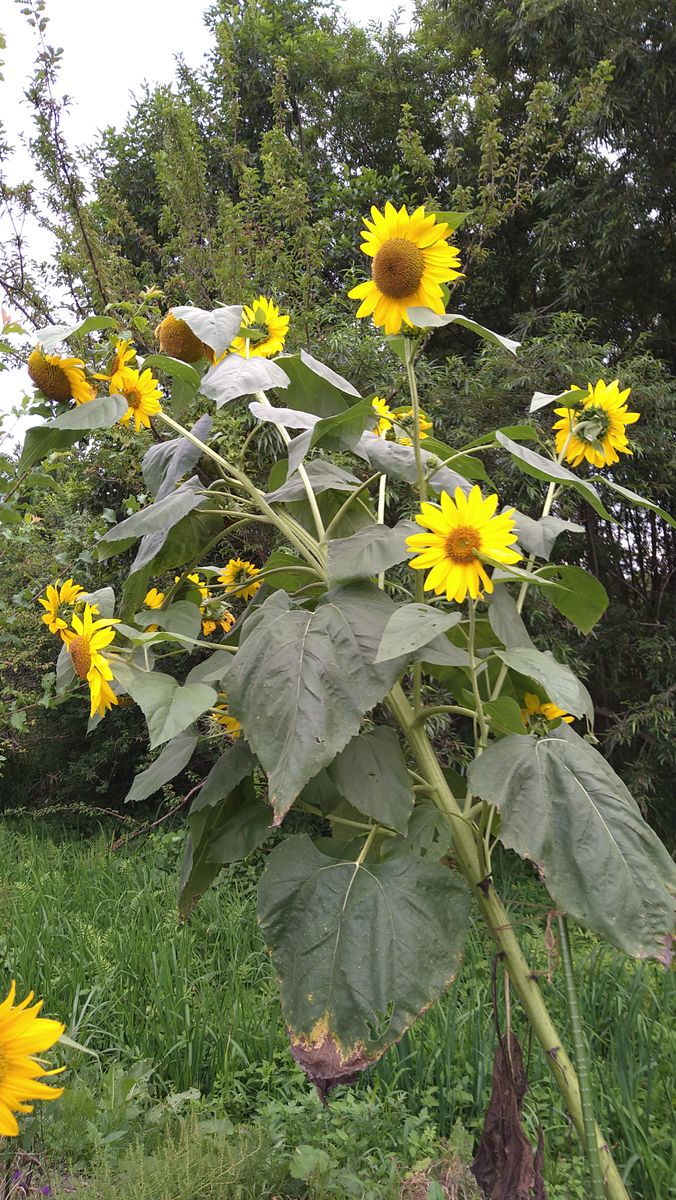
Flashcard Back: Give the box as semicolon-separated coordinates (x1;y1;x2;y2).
0;0;412;434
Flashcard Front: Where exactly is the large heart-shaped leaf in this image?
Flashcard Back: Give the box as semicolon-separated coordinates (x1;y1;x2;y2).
227;585;406;822
274;352;356;417
376;603;462;663
355;432;470;495
142;414;212;499
265;461;360;503
330;727;414;834
512;511;584;560
539;564;608;633
99;478;204;547
113;662;216;748
407;308;520;355
496;433;615;521
201;354;290;405
327;521;416;585
467;728;676;962
34;314;117;352
19;395;128;471
257;834;470;1095
494;647;593;719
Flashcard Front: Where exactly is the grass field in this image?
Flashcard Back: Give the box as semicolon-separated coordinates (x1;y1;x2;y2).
0;821;673;1198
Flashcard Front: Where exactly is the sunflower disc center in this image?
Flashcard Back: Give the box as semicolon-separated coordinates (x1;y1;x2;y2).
69;635;92;680
446;525;481;564
372;238;425;299
126;388;142;409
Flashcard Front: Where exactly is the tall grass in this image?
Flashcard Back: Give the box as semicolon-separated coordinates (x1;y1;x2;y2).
1;822;673;1198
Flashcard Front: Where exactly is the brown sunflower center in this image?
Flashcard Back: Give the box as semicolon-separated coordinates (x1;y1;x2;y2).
372;238;424;299
125;387;142;409
446;525;481;564
68;635;92;680
27;349;73;403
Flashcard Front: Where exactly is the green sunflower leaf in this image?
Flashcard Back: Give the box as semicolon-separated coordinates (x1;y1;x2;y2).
495;433;615;521
407;308;520;355
493;647;593;720
112;662;216;749
376;603;462;663
329;727;414;834
539;564;609;633
327;521;417;585
125;731;198;803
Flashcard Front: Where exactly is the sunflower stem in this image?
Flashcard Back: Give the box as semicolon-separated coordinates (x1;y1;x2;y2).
404;338;428;710
377;473;387;587
387;681;629;1200
558;915;607;1200
253;390;326;542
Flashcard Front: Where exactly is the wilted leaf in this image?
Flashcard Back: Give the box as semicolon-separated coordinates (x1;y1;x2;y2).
257;834;471;1095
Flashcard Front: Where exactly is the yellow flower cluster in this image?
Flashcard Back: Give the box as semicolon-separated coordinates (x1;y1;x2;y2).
371;396;433;444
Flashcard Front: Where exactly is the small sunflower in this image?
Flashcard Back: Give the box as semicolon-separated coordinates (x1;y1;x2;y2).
201;609;235;637
156;312;215;364
213;695;241;738
372;396;394;438
348;203;463;336
61;603;119;719
93;338;137;392
143;588;165;610
38;578;85;636
406;485;521;604
27;347;95;405
522;692;574;727
218;558;262;601
0;981;65;1137
114;366;163;431
553;379;640;469
230;296;289;359
391;405;433;445
175;572;210;600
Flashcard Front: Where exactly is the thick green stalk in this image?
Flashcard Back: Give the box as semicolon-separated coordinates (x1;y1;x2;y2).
387;682;630;1200
253;390;326;542
404;337;427;709
558;916;606;1200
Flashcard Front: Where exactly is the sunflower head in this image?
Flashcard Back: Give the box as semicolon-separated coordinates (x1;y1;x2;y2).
348;203;463;336
230;296;290;359
372;396;394;437
218;558;262;601
143;587;165;610
94;339;137;390
38;578;85;637
27;347;95;405
61;604;120;718
0;981;65;1137
115;366;163;432
390;405;433;445
213;695;241;738
156;312;215;364
522;692;574;729
406;485;521;604
553;379;639;469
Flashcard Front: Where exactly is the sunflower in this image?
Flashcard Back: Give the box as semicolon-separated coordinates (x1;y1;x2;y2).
230;296;289;359
27;347;95;405
61;603;119;719
202;609;235;637
391;405;433;445
175;572;209;600
38;578;85;636
348;203;462;336
218;558;262;601
0;981;65;1137
213;695;241;738
143;587;165;610
156;312;215;364
371;396;394;437
553;379;640;469
406;486;521;604
113;366;163;431
93;338;136;392
522;692;574;727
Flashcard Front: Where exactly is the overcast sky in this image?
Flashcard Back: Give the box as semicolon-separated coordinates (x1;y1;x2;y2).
0;0;412;428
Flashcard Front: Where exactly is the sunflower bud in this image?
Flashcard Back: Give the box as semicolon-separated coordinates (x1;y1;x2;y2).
155;313;214;363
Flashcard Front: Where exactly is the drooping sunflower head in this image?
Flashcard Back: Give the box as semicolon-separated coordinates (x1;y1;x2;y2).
38;578;85;636
156;312;215;364
348;203;463;336
522;692;574;728
0;980;65;1137
200;598;235;637
115;366;163;432
218;558;262;601
230;296;290;359
406;485;521;604
27;347;95;405
390;405;433;445
61;603;119;719
212;694;241;738
553;379;639;469
372;396;394;438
